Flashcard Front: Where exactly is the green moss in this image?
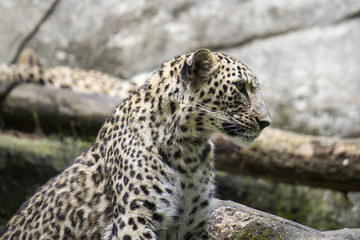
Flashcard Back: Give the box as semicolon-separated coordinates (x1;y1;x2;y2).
0;133;91;226
233;222;283;240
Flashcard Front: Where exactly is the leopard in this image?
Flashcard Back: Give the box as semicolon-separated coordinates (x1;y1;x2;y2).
0;48;139;98
0;49;271;239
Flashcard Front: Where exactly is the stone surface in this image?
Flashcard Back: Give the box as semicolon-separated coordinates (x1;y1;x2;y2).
323;228;360;240
227;18;360;137
210;199;327;240
22;0;360;79
211;199;360;240
0;0;57;63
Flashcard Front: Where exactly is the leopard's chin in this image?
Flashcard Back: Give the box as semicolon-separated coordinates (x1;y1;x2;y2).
226;133;259;147
221;122;260;142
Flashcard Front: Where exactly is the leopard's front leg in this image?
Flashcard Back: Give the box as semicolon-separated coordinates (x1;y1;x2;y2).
103;212;158;240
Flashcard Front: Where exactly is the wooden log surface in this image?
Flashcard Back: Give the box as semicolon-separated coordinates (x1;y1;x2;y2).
1;83;360;191
214;130;360;192
0;83;121;136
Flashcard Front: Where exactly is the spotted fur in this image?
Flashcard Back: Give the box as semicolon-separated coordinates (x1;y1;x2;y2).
0;63;137;97
0;49;270;239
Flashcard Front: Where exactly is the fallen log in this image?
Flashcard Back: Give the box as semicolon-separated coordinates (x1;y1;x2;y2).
0;83;121;136
1;83;360;191
213;131;360;192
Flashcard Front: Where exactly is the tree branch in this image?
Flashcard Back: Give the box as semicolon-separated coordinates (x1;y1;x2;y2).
213;130;360;192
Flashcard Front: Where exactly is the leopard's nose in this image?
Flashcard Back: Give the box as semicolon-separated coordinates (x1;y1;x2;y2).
256;115;271;130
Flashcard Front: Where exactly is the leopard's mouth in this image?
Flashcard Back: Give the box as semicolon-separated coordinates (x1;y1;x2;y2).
221;122;260;141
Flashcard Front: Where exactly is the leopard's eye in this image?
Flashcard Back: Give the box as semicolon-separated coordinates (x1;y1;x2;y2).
234;82;246;94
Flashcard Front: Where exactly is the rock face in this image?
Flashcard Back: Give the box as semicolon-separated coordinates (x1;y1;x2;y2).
210;199;360;240
1;0;360;137
227;19;360;137
0;0;58;64
210;199;328;240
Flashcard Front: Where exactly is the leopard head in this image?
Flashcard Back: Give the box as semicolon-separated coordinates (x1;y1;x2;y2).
180;49;271;143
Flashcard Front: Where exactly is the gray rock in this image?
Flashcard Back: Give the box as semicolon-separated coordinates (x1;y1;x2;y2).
323;228;360;240
226;18;360;137
211;199;360;240
22;0;360;79
0;0;57;63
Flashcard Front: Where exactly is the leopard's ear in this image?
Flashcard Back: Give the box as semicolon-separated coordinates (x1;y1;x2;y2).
181;49;219;88
17;48;39;67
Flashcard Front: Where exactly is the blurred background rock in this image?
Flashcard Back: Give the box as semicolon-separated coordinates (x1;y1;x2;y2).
1;0;360;230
